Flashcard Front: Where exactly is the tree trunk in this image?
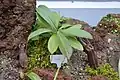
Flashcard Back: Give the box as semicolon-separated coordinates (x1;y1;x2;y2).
0;0;35;80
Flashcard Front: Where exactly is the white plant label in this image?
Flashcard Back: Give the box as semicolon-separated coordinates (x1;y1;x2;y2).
50;55;67;68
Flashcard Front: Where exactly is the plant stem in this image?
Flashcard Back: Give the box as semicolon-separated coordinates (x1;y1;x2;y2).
54;67;60;80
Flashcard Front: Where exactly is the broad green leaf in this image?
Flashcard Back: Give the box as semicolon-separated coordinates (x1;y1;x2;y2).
28;28;52;41
68;37;83;51
48;34;59;54
36;5;57;31
27;72;41;80
72;24;82;28
59;24;71;29
50;12;61;28
36;12;50;28
31;36;39;41
57;31;73;59
61;26;93;39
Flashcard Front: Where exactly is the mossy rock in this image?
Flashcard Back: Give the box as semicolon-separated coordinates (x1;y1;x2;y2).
85;63;119;80
96;14;120;36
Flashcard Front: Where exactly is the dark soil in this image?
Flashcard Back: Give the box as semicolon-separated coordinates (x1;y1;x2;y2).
0;0;35;80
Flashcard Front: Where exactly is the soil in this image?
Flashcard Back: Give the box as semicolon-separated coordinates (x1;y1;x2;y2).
0;0;35;80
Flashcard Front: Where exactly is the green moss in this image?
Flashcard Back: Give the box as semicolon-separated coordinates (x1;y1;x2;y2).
27;37;57;70
102;14;120;34
85;63;119;80
103;14;120;26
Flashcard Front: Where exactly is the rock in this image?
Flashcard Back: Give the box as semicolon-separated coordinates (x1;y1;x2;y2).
0;0;35;80
63;50;88;80
96;14;120;37
95;14;120;71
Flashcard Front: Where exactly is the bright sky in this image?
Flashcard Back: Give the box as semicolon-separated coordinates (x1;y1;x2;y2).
37;1;120;8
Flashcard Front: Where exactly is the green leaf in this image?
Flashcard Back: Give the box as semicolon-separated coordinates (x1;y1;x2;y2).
68;37;83;51
59;24;71;29
28;28;52;41
72;24;82;28
31;36;39;41
36;12;50;28
61;25;93;39
57;31;73;59
36;5;59;31
36;5;55;30
50;12;61;28
27;72;41;80
48;34;59;54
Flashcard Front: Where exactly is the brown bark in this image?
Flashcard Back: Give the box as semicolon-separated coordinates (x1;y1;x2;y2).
80;38;98;69
0;0;35;80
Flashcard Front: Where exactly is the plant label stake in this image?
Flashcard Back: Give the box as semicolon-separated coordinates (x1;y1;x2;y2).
50;55;67;68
